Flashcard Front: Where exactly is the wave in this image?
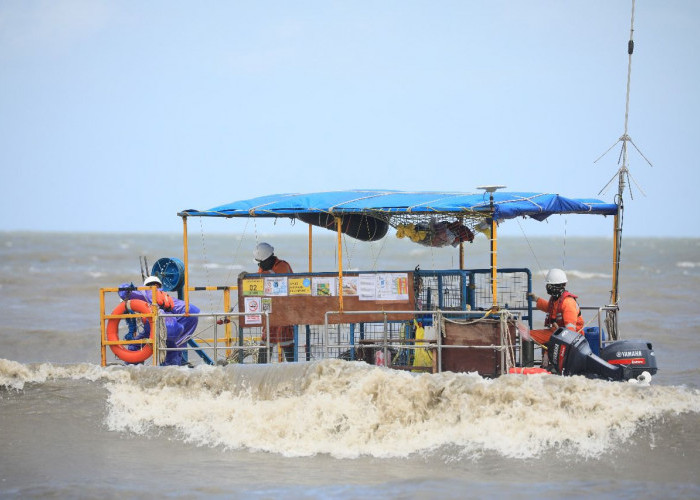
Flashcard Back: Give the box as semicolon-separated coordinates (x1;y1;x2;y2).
0;359;124;390
3;359;699;460
202;262;245;271
677;262;700;268
534;269;611;280
558;270;611;280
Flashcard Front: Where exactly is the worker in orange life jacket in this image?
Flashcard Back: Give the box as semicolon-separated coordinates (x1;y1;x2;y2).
527;268;584;345
254;242;295;362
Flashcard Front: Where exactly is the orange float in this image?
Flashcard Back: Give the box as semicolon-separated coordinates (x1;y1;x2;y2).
508;367;550;375
106;299;154;364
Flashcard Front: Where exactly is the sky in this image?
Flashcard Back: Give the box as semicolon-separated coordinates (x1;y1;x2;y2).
1;0;698;238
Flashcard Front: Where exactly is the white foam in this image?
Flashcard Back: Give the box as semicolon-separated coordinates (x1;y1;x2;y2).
561;270;612;280
202;262;244;270
0;358;126;390
100;360;700;459
677;262;700;268
3;359;699;459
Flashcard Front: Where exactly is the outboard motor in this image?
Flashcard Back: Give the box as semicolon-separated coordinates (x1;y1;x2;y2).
546;328;656;381
599;339;657;378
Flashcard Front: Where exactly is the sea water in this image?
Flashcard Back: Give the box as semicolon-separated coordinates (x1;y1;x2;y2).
1;231;699;499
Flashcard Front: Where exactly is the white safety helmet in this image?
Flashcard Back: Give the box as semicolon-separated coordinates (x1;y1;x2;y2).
253;242;274;262
143;275;162;287
545;268;568;285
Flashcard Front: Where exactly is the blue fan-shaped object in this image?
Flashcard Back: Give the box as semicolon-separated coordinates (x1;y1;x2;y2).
151;257;185;292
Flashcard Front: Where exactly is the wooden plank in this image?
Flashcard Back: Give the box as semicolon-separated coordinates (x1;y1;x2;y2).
441;319;515;377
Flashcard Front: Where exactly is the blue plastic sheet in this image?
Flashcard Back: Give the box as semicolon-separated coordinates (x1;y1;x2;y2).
180;190;618;222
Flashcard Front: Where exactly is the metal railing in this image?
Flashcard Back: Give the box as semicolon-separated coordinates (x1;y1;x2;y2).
100;275;619;373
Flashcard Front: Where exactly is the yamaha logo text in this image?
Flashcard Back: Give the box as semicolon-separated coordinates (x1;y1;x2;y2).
616;350;642;358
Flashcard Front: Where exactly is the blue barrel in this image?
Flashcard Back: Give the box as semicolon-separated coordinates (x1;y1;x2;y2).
584;326;605;356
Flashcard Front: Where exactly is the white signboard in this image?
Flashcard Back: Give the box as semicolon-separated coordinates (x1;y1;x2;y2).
244;297;262;324
264;277;288;296
358;273;409;301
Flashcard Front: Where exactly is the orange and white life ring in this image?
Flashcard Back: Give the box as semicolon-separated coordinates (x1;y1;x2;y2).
106;299;154;364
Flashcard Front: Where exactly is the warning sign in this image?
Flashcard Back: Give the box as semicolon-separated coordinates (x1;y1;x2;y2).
289;277;312;295
244;296;262;324
264;277;288;296
242;279;264;296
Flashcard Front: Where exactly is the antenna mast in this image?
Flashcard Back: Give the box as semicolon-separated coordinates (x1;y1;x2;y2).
596;0;653;201
594;0;653;338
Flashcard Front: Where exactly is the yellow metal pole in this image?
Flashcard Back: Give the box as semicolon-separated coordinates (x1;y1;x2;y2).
336;216;343;311
150;293;159;365
491;216;498;309
100;289;106;366
611;212;619;304
182;216;190;314
476;185;505;312
459;216;465;270
224;287;231;357
308;224;313;272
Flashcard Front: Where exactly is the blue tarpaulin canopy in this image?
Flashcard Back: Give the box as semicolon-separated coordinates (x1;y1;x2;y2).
180;190;618;222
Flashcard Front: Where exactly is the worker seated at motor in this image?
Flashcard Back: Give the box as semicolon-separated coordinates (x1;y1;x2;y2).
118;276;200;366
526;268;584;345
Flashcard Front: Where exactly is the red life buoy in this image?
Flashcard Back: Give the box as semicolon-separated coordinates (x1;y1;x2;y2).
508;367;550;375
106;300;154;364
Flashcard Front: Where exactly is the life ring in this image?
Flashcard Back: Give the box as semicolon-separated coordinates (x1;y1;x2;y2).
107;299;154;364
508;367;550;375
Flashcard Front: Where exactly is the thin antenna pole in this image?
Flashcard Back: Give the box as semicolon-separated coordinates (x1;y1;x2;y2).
595;0;652;201
623;0;635;142
593;0;651;310
610;0;637;308
618;0;636;199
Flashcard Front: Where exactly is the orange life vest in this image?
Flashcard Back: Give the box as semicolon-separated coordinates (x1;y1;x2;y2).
544;291;584;333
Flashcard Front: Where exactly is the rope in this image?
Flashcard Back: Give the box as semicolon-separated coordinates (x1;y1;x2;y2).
225;217;251;288
369;233;389;271
500;311;516;372
562;217;567;270
442;308;494;325
366;215;387;270
198;218;218;313
342;232;355;270
156;316;167;365
516;218;544;277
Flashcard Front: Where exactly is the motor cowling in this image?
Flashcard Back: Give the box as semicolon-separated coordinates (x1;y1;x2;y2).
599;339;657;378
546;328;656;381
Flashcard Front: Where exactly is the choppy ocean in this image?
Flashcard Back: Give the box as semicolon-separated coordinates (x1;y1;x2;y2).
1;231;700;499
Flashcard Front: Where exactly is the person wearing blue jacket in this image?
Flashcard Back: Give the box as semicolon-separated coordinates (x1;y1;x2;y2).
118;276;200;366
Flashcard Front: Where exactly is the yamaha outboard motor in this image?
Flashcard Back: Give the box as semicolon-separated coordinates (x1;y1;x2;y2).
599;339;657;378
547;328;657;381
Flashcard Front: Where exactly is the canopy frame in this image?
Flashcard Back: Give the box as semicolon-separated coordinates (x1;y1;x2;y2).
178;190;618;316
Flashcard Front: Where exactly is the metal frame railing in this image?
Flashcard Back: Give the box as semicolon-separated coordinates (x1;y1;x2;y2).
317;308;524;375
100;271;618;373
580;304;620;350
100;285;246;367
